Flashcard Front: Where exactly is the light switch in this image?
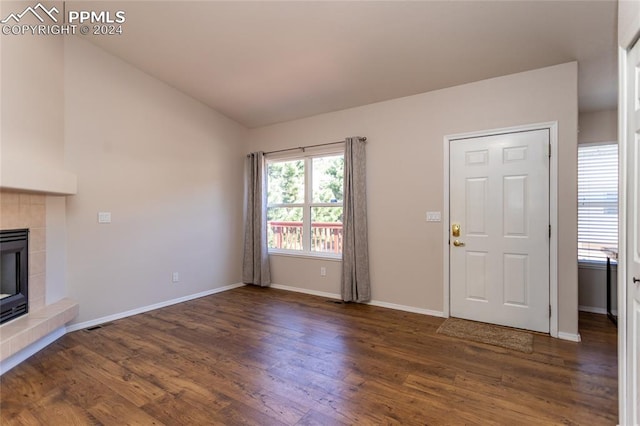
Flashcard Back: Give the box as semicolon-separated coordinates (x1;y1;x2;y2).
426;211;441;222
98;212;111;224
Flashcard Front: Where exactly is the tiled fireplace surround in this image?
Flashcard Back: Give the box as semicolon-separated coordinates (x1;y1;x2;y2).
0;190;78;364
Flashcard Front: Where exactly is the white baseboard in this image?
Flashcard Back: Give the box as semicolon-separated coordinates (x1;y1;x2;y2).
1;283;584;376
2;284;244;375
578;305;607;315
270;283;444;318
0;327;66;376
557;332;582;342
367;299;444;317
67;283;245;332
270;284;341;300
270;284;587;340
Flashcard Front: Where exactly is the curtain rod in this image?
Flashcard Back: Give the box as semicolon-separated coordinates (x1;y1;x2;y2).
249;137;367;157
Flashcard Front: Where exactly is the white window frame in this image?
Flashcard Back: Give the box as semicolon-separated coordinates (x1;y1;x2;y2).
266;146;344;260
577;141;618;265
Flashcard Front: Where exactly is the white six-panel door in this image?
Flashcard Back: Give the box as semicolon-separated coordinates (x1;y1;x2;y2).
450;129;550;333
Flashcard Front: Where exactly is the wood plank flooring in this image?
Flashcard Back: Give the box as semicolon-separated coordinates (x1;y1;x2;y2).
0;286;618;425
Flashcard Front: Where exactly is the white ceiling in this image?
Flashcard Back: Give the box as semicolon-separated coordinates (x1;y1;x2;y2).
76;1;618;128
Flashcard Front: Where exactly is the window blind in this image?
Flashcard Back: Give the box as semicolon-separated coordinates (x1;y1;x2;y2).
577;143;618;262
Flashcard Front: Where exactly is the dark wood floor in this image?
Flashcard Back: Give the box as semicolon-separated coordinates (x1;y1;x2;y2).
0;286;618;425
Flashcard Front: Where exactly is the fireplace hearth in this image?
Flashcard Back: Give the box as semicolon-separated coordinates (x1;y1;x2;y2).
0;229;29;324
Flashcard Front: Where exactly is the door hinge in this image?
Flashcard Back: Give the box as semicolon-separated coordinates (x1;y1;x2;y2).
548;225;551;238
549;305;552;318
548;143;551;158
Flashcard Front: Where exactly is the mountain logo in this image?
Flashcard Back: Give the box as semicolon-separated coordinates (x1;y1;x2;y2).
1;3;59;24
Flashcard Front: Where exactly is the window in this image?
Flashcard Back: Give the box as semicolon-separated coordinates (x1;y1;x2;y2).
266;151;344;257
577;143;618;262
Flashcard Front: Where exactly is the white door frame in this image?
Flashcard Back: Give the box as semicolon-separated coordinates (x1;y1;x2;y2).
617;43;629;426
617;31;640;425
442;122;559;338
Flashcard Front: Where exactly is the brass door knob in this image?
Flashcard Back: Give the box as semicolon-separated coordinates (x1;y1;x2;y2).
452;240;465;247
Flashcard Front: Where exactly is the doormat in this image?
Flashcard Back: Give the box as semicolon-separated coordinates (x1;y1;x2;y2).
437;318;534;353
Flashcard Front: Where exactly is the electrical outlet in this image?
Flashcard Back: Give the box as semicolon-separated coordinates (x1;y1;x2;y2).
172;272;180;283
98;212;111;224
426;211;441;222
320;267;327;277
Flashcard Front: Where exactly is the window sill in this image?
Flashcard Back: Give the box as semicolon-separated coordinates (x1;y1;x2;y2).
268;250;342;262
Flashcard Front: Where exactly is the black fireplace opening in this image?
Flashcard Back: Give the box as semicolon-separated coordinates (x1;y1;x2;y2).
0;229;29;324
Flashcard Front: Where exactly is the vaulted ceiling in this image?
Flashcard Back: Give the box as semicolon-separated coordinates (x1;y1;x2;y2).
75;1;618;128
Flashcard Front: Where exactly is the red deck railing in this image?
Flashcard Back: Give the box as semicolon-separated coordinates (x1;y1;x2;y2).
268;221;343;254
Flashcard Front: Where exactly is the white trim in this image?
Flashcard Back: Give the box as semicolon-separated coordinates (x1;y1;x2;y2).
557;332;582;342
443;136;451;318
0;327;65;376
268;250;342;262
266;151;345;256
367;299;444;317
2;284;245;375
66;283;245;332
548;122;559;338
442;121;559;337
271;284;445;317
617;42;630;426
270;283;341;300
578;305;607;315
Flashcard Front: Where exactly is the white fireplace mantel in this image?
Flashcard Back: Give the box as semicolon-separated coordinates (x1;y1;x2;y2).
0;162;77;196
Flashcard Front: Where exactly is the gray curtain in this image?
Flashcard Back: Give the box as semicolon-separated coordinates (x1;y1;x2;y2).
242;152;271;287
341;137;371;302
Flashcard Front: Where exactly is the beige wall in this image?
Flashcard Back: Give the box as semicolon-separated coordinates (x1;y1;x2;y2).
0;2;64;169
64;38;247;325
579;109;617;144
248;62;579;336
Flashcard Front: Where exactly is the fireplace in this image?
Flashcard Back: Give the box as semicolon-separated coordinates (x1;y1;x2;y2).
0;229;29;324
